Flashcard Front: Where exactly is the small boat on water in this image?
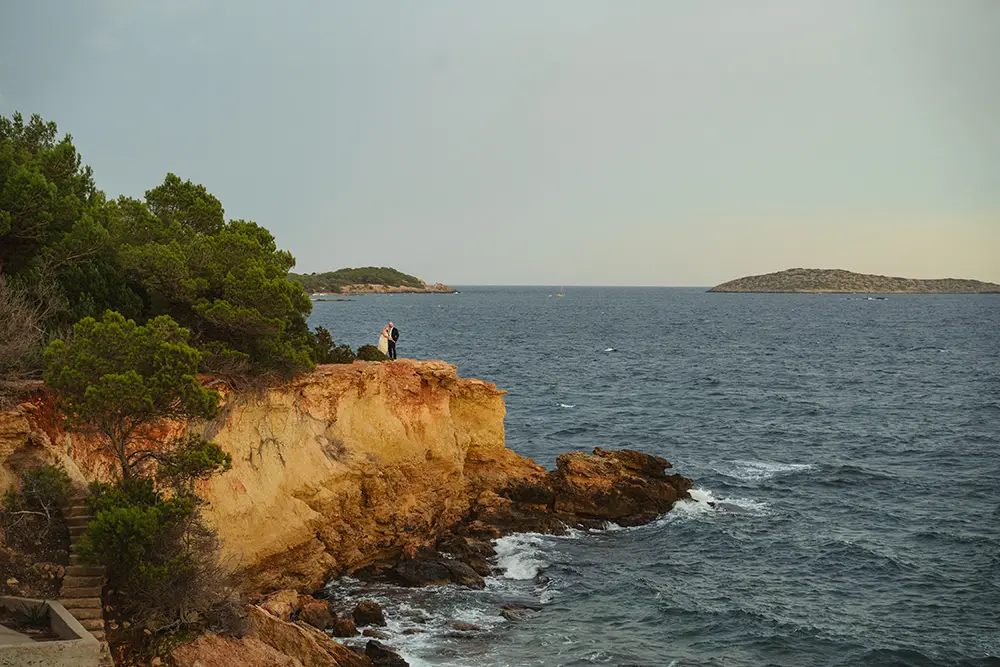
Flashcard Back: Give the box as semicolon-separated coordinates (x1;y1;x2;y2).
555;286;565;297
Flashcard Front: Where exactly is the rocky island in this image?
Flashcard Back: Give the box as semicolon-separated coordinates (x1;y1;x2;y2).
709;268;1000;294
290;266;455;295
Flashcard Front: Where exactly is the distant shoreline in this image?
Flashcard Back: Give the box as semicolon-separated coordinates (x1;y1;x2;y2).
709;268;1000;294
309;283;457;296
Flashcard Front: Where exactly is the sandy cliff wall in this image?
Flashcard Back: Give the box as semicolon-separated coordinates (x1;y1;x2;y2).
0;361;546;592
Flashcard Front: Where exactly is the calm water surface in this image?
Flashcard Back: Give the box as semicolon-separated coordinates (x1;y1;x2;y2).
309;287;1000;667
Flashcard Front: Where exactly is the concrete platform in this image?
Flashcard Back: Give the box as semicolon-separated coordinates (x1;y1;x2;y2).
0;624;33;645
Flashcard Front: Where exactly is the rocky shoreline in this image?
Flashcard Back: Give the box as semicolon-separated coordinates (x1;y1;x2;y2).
173;447;691;666
1;361;691;666
311;282;456;296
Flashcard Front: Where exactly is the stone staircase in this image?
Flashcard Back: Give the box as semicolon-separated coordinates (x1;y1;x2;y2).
60;494;109;648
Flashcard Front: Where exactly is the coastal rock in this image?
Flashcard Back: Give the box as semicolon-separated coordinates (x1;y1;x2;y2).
0;360;693;596
247;604;370;667
549;447;692;527
261;589;302;622
352;600;386;627
0;360;546;593
448;621;480;632
467;490;565;536
435;535;495;574
172;633;306;667
362;628;388;640
299;599;334;630
330;615;358;637
390;547;485;588
365;640;409;667
500;602;542;622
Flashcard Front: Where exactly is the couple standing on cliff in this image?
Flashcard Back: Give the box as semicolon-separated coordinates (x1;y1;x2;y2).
378;321;399;359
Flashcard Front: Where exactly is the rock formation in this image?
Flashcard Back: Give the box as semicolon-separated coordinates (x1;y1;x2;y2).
0;360;690;596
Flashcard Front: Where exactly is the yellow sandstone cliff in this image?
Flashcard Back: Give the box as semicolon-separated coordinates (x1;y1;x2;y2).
0;360;547;592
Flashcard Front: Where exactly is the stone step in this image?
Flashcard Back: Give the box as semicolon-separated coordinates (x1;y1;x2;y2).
65;505;91;517
69;554;84;565
66;516;92;527
79;617;105;631
61;585;103;598
65;565;106;577
62;575;104;587
66;606;104;621
61;597;103;610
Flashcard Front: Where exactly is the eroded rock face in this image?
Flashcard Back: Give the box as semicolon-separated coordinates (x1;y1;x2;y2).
0;361;692;596
172;633;306;667
247;605;371;667
0;361;545;592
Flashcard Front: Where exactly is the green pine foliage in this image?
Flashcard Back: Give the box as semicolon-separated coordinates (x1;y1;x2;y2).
44;311;220;479
80;477;238;631
290;266;424;293
356;344;388;361
311;326;357;364
1;112;315;379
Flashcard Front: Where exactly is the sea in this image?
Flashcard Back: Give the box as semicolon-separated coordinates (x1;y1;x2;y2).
308;287;999;667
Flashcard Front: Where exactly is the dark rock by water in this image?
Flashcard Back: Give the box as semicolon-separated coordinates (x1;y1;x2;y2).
352;599;386;627
391;547;485;588
330;614;358;637
365;640;410;666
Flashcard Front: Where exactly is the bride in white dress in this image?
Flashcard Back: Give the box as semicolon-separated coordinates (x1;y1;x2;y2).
377;321;391;355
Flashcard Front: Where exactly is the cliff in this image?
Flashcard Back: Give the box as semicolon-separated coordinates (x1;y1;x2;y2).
709;268;1000;293
0;361;689;595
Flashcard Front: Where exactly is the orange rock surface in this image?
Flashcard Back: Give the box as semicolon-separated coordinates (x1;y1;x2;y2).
0;361;547;592
1;360;690;597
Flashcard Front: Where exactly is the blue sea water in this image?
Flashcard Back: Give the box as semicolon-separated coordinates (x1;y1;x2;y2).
309;287;1000;667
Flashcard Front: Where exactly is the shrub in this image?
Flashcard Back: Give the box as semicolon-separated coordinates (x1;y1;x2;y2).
44;311;220;480
0;464;72;548
81;475;241;632
356;344;388;362
156;435;233;493
311;327;356;364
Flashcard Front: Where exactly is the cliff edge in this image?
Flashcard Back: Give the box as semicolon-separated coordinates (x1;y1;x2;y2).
709;268;1000;293
0;360;689;595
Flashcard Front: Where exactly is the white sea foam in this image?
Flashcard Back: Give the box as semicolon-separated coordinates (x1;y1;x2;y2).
596;521;627;532
493;533;549;580
604;347;617;352
713;459;814;482
651;487;770;526
558;403;575;408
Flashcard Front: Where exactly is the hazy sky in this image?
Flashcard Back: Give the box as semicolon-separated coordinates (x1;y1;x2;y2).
2;1;998;285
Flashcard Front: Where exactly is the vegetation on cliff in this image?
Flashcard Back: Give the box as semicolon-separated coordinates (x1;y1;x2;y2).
44;312;221;479
0;465;71;600
40;307;239;653
709;268;1000;293
0;111;316;386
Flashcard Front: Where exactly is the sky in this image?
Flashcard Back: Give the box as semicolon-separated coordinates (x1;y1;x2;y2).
1;1;998;286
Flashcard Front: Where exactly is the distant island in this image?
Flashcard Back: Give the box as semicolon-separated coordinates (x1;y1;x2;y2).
289;266;455;295
709;268;1000;294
